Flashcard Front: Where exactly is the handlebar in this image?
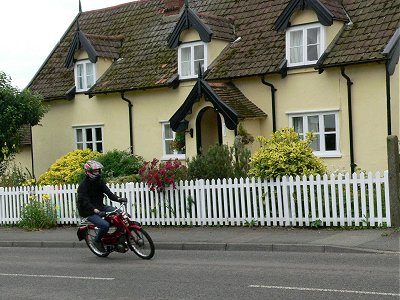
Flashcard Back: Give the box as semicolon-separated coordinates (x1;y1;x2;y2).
104;201;127;217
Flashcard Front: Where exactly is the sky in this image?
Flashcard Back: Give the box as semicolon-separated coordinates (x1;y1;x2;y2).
0;0;133;90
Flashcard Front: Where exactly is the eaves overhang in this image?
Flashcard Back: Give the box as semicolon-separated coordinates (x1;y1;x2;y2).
169;78;238;131
167;4;213;48
383;28;400;75
275;0;335;32
64;21;98;68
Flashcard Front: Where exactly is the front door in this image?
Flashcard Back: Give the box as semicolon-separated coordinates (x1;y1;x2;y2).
196;107;222;155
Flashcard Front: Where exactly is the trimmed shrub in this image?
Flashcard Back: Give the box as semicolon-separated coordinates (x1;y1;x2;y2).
248;128;327;179
187;142;251;180
95;149;144;182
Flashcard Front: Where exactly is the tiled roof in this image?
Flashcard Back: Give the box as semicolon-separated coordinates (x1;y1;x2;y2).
86;34;124;60
28;0;399;99
319;0;400;67
19;125;31;145
209;82;267;119
198;13;235;42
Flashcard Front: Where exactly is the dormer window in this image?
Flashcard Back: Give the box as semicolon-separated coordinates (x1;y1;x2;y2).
178;41;207;79
75;60;96;91
286;24;325;67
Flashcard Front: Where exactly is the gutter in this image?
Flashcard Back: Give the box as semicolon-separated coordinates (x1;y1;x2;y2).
261;76;277;132
29;126;35;179
120;93;134;154
340;67;356;173
386;67;392;135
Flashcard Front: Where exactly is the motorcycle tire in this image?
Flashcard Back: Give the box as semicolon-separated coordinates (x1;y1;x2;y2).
85;227;110;257
126;227;155;259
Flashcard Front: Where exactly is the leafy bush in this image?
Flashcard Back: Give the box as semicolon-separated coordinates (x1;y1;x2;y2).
95;149;144;182
248;128;327;179
18;194;57;230
187;142;251;180
37;149;101;185
139;158;187;192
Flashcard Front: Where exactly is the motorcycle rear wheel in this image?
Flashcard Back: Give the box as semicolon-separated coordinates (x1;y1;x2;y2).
126;228;155;259
85;227;110;257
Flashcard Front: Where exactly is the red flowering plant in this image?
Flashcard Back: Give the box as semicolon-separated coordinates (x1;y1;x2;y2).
138;158;187;193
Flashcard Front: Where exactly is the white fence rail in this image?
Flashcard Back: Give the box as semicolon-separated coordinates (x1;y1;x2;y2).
0;171;391;227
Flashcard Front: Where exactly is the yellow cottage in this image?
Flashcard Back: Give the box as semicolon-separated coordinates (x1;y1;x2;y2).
16;0;400;178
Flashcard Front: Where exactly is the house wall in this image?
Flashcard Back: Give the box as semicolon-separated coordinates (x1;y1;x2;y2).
232;62;389;173
14;146;33;177
31;93;130;177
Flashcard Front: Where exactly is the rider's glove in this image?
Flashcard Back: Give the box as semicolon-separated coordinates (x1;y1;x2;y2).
118;197;128;203
98;211;107;217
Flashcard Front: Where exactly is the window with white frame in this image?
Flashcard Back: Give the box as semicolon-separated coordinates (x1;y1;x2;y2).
162;122;185;159
178;41;207;79
286;24;325;67
289;111;340;157
74;125;104;152
75;60;96;91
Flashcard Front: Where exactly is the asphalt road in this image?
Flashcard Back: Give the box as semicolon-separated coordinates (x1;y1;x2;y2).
0;248;398;300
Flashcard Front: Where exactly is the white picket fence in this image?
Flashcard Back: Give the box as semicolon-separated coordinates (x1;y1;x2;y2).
0;171;391;227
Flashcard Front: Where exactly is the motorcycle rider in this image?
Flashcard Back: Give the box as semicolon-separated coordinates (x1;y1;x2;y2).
77;160;126;252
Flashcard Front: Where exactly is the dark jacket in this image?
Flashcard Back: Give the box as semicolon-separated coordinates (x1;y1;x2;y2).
77;177;119;217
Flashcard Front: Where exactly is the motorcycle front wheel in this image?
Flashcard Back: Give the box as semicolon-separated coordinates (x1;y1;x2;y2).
85;227;110;258
126;228;155;259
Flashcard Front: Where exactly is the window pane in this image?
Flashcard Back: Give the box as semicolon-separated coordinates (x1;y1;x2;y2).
307;28;320;61
77;143;83;150
96;142;103;153
307;28;320;45
181;61;191;76
194;45;204;60
194;59;204;75
77;64;84;90
165;140;173;154
310;134;320;151
325;133;336;151
76;129;82;142
86;128;93;142
307;116;319;132
86;143;93;150
95;127;102;141
307;45;319;61
86;63;94;88
290;30;303;64
181;47;191;61
164;124;173;140
293;117;303;133
324;114;336;132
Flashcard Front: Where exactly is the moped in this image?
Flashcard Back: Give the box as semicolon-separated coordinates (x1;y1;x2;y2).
77;201;155;259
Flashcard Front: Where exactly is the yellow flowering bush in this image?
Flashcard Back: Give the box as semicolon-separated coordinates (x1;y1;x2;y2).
248;128;327;179
37;149;101;185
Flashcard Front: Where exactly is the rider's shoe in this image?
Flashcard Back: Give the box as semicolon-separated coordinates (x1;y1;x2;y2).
94;241;105;252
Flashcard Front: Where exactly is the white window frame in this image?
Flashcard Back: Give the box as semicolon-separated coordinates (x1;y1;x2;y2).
178;41;208;79
73;125;104;152
161;122;185;160
286;23;325;67
74;59;96;92
288;110;341;157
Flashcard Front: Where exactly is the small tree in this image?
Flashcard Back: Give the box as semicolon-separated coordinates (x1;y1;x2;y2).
0;71;48;167
248;128;326;179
